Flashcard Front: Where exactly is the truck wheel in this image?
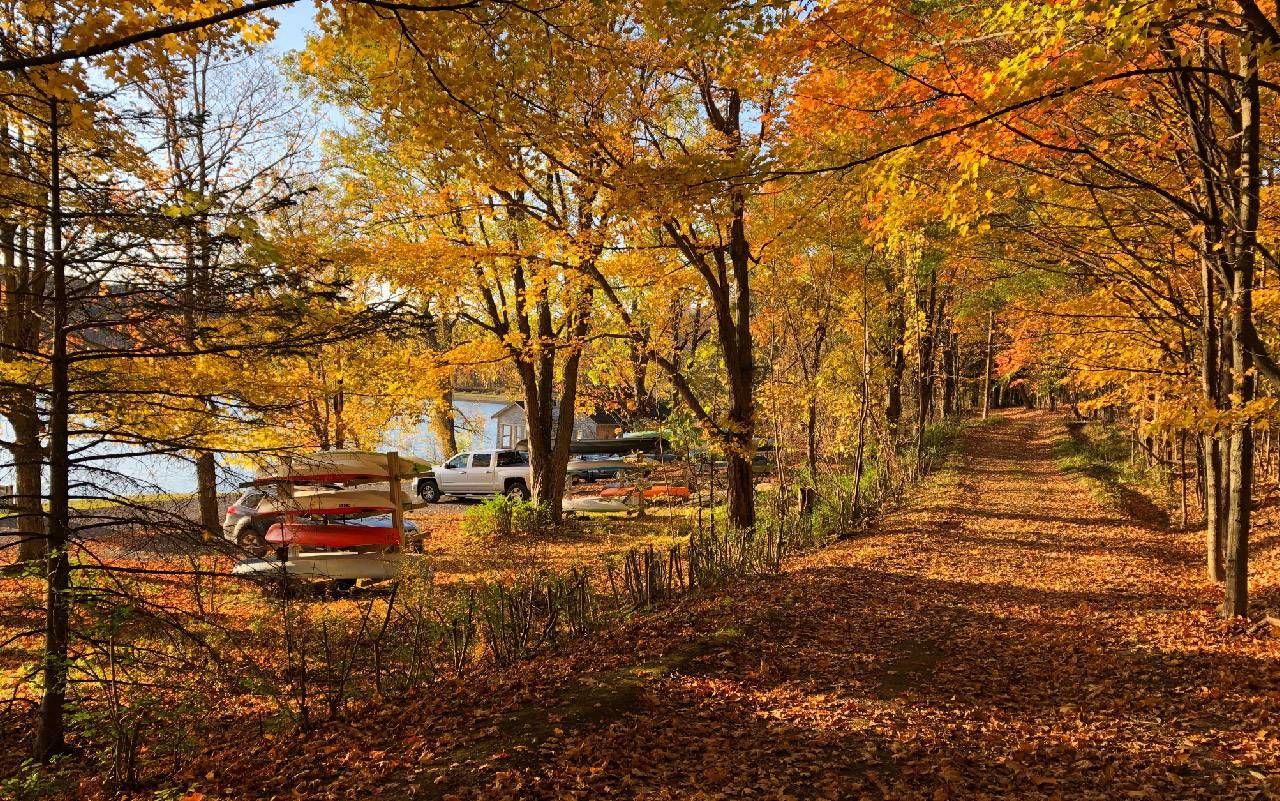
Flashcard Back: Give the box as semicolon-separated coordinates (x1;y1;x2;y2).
418;479;441;504
505;480;531;502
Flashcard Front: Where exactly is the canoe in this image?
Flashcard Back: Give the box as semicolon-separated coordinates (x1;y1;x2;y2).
265;521;402;548
254;450;432;485
232;551;411;581
599;484;690;500
566;456;655;473
254;487;409;518
564;495;638;513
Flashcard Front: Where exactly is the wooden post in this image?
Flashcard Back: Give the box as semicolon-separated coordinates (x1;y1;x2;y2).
386;452;405;547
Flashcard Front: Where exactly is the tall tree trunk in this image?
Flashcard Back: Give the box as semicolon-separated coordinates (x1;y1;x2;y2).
885;291;906;429
723;187;756;532
630;346;656;420
428;390;458;458
524;286;592;522
982;310;994;420
805;395;818;481
36;95;69;762
1223;42;1260;618
12;397;45;563
915;268;937;468
1200;258;1226;582
803;321;828;485
852;269;872;517
941;324;956;418
196;452;219;539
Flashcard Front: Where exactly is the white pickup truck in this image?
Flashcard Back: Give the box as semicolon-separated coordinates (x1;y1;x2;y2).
416;449;531;503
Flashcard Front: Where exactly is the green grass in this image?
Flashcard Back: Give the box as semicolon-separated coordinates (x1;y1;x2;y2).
1054;422;1171;526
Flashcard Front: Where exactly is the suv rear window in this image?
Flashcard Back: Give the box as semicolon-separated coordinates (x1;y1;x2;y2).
471;453;492;467
497;450;528;467
236;491;263;510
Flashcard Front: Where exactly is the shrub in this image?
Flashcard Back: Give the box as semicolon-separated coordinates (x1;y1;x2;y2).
461;497;558;539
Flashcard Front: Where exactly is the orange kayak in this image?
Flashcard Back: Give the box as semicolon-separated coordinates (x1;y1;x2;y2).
265;521;401;548
599;485;690;500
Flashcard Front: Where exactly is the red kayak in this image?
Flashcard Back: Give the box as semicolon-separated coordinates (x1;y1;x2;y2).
599;484;691;500
265;521;401;548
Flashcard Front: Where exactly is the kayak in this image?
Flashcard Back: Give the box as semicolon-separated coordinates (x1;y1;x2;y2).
564;495;638;513
254;487;409;518
566;456;655;473
265;521;402;548
599;484;690;500
232;551;412;581
254;450;432;484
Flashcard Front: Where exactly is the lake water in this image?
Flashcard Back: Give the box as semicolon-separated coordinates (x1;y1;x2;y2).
0;398;510;497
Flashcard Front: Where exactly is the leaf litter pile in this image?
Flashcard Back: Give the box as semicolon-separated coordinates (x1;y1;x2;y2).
33;412;1280;799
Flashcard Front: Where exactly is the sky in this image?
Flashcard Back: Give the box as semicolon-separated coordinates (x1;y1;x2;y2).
269;2;320;55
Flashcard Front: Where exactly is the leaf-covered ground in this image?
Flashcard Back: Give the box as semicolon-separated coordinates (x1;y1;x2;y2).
70;411;1280;798
159;411;1277;800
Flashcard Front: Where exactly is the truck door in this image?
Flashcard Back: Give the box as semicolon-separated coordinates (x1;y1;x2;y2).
438;452;469;492
468;452;495;492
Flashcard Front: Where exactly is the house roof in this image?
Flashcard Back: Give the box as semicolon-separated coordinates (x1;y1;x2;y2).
491;401;526;420
492;401;622;426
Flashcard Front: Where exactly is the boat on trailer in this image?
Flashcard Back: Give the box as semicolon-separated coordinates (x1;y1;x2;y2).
252;450;432;485
232;550;413;581
598;484;690;500
234;450;422;582
265;520;403;548
253;487;411;518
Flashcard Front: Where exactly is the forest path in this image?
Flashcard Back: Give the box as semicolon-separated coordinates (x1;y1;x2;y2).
219;411;1280;800
444;409;1279;800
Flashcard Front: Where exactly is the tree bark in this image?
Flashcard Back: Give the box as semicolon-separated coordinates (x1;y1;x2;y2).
1223;42;1261;618
982;310;994;420
12;397;45;563
885;290;906;428
722;183;756;532
196;452;219;539
1200;257;1226;582
852;266;872;518
941;325;956;418
36;95;69;762
915;267;937;468
521;281;592;522
428;390;458;458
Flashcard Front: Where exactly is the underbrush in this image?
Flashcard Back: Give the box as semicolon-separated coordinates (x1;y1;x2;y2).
1054;421;1173;526
461;496;562;539
917;417;971;473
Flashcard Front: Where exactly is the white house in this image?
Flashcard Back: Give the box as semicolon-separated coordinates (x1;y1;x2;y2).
491;402;624;448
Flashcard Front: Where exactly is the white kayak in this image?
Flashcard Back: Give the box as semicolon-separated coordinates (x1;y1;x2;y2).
232;551;416;581
254;487;412;518
566;456;656;472
564;495;640;513
254;450;432;485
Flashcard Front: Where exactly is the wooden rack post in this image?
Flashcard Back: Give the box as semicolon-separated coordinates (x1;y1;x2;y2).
386;451;405;546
